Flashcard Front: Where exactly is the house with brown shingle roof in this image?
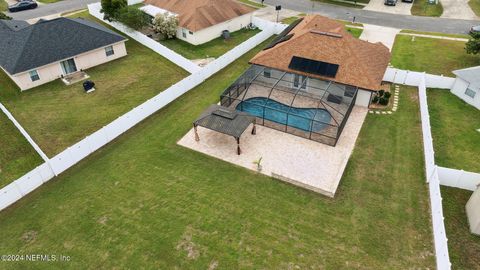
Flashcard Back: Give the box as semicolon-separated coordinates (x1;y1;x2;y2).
218;15;391;146
142;0;255;45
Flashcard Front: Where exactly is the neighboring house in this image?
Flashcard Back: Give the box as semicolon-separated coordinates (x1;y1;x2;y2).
219;15;391;146
0;18;127;91
451;66;480;110
141;0;254;45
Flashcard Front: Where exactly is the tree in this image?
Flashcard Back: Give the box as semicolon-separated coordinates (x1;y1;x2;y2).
117;6;150;30
101;0;127;21
152;13;178;39
465;31;480;55
0;13;12;20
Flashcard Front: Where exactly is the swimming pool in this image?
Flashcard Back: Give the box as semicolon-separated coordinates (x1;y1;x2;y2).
236;97;332;132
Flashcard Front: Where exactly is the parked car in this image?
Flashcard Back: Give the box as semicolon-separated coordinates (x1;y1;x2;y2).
471;25;480;34
8;1;37;12
384;0;397;5
402;0;413;3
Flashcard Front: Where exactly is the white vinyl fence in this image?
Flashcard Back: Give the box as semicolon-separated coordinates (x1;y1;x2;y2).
0;6;278;212
0;103;49;162
418;76;451;270
88;3;200;74
383;67;455;89
438;167;480;191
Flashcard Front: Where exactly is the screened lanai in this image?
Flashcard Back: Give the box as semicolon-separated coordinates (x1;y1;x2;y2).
220;65;358;146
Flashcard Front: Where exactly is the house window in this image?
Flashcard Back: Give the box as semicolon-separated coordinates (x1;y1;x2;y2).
29;70;40;82
182;29;187;38
263;68;271;78
105;46;114;57
465;87;477;98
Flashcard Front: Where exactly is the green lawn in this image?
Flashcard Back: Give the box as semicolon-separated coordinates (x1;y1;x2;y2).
0;112;43;189
427;89;480;172
391;35;480;76
237;0;265;8
469;0;480;16
442;187;480;269
0;12;188;158
400;29;469;39
160;28;261;59
0;32;434;268
411;0;443;16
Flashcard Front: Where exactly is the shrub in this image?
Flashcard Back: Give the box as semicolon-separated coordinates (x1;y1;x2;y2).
372;95;379;104
152;13;178;39
378;89;385;97
0;13;12;20
101;0;127;21
384;91;392;99
379;97;389;106
117;6;150;30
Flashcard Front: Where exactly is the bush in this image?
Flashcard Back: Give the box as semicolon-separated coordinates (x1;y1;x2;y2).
378;89;385;97
384;91;392;99
117;6;150;30
379;97;389;106
372;95;379;104
0;13;12;20
101;0;127;21
152;13;178;39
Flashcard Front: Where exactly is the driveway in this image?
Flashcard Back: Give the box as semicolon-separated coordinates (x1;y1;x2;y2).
441;0;479;20
364;0;412;15
359;24;400;51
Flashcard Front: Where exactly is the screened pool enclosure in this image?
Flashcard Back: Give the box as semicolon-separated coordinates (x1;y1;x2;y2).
220;65;358;146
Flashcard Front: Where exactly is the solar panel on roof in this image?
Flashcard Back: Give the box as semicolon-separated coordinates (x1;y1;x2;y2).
263;18;303;50
288;56;339;78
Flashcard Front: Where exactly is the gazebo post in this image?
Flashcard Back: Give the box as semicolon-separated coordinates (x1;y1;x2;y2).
236;137;241;155
194;124;200;142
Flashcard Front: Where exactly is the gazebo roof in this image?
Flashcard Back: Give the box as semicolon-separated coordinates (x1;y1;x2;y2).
194;105;255;139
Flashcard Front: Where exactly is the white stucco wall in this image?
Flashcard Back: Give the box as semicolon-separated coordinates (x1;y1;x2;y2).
355;89;372;107
8;42;127;91
450;77;480;110
176;13;253;46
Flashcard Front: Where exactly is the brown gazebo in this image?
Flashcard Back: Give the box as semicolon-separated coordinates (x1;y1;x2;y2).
193;105;256;155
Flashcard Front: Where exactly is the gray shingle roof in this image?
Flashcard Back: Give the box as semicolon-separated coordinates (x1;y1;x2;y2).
453;66;480;89
0;17;127;75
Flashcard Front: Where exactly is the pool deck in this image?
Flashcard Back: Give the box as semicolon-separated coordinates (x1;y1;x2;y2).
178;106;368;197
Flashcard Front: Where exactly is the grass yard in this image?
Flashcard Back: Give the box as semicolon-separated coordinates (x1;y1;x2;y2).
391;35;480;76
411;0;443;16
400;29;470;39
469;0;480;16
0;112;43;189
0;12;188;158
238;0;265;8
0;34;434;268
427;89;480;172
160;28;261;60
441;186;480;269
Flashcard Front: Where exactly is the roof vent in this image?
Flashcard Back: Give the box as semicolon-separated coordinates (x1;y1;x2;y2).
310;30;342;38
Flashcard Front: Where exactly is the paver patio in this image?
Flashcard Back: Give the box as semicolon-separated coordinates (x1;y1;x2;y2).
178;106;368;197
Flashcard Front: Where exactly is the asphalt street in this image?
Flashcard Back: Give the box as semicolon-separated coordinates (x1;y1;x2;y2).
7;0;480;34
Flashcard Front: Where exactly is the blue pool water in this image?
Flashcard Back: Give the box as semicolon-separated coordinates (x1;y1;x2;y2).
236;97;331;132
